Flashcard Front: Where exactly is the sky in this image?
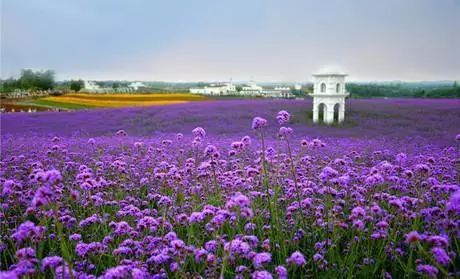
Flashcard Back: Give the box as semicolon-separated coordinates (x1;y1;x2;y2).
1;0;460;82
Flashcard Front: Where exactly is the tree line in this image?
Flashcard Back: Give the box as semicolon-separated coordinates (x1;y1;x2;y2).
0;69;85;93
346;82;460;98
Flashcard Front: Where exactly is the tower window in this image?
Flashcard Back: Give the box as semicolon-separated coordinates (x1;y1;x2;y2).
320;83;326;93
336;83;340;93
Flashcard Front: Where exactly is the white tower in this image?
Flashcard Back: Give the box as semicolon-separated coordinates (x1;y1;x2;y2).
310;73;349;124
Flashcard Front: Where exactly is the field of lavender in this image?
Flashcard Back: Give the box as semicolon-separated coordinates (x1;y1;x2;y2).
1;99;459;278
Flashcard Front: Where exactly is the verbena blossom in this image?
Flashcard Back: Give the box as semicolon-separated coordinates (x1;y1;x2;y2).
275;266;287;279
446;189;460;214
276;110;290;125
252;270;273;279
11;221;44;244
192;127;206;138
405;231;421;244
41;256;63;271
416;264;438;278
278;127;293;139
253;252;272;268
252;117;267;130
431;247;450;266
287;251;306;266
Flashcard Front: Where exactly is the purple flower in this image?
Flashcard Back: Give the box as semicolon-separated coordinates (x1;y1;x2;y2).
171;239;186;250
426;235;448;247
320;166;339;181
287;251;306;266
446;189;460;214
115;129;127;136
189;212;205;224
252;117;267;130
416;264;438;278
79;214;101;227
15;247;36;260
227;192;251;208
275;265;287;279
192;127;206;138
252;270;273;279
99;265;130;279
231;141;244;150
241;136;252;146
278;127;293;138
115;221;133;235
194;248;207;262
0;271;18;279
225;239;252;259
405;231;421;244
41;256;63;270
276;110;290;125
204;145;218;157
170;262;180;272
431;247;450;266
147;252;170;265
11;221;43;244
313;253;324;262
205;240;218;252
253;252;272;268
69;234;82;242
395;152;407;164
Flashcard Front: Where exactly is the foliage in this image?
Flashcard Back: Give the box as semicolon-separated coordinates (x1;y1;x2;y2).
19;69;55;90
346;82;460;98
70;80;84;92
0;69;55;92
0;78;21;93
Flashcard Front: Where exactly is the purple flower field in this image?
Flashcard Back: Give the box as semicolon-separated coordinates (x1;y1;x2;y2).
1;99;460;278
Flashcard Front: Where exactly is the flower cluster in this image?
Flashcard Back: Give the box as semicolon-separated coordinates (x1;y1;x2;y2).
1;107;459;278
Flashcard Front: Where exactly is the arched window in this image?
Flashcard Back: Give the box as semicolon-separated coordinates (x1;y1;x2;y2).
320;83;326;93
336;83;340;93
318;103;326;122
333;103;340;123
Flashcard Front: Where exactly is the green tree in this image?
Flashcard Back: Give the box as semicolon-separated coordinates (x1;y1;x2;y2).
0;78;20;93
18;69;55;90
70;80;84;92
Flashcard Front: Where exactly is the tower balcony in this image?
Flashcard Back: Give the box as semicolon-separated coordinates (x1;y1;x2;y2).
309;91;350;98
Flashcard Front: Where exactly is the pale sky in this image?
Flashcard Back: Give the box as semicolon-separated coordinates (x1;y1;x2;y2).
1;0;460;82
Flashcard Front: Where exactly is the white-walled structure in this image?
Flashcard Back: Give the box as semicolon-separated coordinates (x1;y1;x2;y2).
310;73;349;124
190;80;293;98
128;82;145;91
84;81;100;91
190;82;237;95
82;80;135;93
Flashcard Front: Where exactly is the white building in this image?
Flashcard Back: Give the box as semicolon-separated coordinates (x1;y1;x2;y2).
240;81;264;96
190;80;293;98
128;82;145;91
190;82;237;95
84;81;100;91
82;80;135;93
310;73;349;124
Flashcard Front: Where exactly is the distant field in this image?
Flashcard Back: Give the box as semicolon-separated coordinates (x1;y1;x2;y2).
19;93;208;110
